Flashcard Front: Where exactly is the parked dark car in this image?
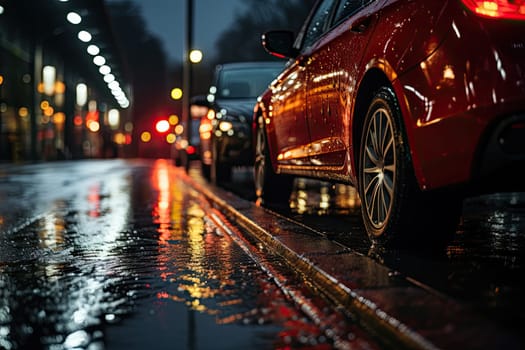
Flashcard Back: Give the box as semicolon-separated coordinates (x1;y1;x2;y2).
172;134;199;170
203;61;285;183
253;0;525;246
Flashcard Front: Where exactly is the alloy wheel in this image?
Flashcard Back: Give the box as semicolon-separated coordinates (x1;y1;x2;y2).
362;107;396;230
254;124;266;197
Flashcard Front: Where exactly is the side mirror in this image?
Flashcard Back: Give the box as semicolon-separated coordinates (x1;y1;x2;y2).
262;30;298;59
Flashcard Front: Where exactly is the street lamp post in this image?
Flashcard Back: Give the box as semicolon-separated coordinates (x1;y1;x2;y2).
181;0;194;169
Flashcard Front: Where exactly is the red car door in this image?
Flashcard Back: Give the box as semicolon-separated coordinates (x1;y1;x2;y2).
306;0;384;171
268;0;338;170
269;60;311;167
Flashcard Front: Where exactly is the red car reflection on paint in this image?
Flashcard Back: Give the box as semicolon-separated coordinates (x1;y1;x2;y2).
253;0;525;246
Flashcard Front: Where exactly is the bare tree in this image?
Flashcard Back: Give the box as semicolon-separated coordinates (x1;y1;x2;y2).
213;0;315;64
107;1;170;156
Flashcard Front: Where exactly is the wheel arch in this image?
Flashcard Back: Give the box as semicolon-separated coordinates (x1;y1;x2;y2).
352;68;392;178
252;102;263;152
253;101;278;173
352;64;425;191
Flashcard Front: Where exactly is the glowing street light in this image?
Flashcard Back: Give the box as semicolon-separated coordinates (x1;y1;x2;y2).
155;119;170;133
87;44;100;55
77;30;92;42
141;131;152;143
99;65;111;75
93;55;106;66
189;49;203;63
76;83;87;107
42;65;56;96
171;88;183;100
103;74;115;83
108;109;120;129
66;12;82;25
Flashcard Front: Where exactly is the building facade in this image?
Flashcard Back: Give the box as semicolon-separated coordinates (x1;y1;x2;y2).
0;0;131;162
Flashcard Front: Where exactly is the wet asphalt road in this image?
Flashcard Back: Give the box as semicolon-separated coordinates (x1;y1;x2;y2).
222;166;525;346
0;159;380;350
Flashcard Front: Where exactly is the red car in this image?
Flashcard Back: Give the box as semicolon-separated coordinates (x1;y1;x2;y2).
253;0;525;246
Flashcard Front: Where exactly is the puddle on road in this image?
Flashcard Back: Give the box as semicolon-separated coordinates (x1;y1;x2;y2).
0;160;371;350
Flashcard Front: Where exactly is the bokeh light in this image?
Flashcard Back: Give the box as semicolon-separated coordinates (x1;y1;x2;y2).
155;119;170;133
171;88;183;100
141;131;152;143
189;49;203;63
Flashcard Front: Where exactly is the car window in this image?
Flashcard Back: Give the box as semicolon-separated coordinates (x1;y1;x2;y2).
302;0;338;49
217;66;283;99
333;0;375;24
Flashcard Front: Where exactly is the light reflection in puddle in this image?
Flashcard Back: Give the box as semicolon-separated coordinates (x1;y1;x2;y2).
290;178;361;215
0;160;370;349
0;169;135;349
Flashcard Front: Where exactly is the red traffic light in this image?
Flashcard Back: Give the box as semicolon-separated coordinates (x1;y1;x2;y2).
155;119;170;133
186;145;196;155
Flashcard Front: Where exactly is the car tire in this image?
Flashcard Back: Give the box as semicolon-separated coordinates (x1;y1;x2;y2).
201;162;211;180
211;139;232;184
174;156;182;167
254;116;293;205
358;87;462;247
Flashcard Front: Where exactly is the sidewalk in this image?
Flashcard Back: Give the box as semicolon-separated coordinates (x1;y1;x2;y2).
185;171;523;350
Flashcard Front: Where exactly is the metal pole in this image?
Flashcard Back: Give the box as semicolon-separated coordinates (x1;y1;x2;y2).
32;40;43;162
182;0;193;168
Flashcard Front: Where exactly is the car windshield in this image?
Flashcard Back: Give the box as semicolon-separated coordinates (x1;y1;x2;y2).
217;66;283;99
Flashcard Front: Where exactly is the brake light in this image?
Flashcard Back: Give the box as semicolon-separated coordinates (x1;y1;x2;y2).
462;0;525;20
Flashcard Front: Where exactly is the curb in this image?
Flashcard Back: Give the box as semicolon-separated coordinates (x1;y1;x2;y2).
184;170;522;350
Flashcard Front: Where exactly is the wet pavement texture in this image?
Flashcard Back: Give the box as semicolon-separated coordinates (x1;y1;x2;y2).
0;160;379;350
219;166;525;347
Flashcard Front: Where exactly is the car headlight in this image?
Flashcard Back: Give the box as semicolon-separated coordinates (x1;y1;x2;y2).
219;121;233;132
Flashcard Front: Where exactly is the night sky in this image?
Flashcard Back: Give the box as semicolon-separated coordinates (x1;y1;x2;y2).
111;0;245;64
